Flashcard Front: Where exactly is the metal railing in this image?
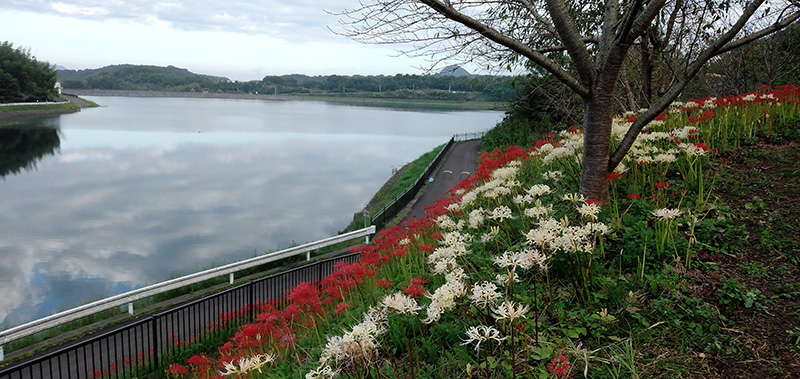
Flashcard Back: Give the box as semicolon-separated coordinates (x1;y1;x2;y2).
0;251;363;379
370;137;455;229
0;226;375;362
453;131;488;142
370;130;488;229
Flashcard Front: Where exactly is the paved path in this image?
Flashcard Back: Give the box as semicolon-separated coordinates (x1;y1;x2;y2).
401;139;481;223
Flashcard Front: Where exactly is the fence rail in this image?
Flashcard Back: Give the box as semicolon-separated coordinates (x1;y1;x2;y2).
0;226;375;359
370;137;455;229
0;252;362;379
370;130;487;229
453;131;488;142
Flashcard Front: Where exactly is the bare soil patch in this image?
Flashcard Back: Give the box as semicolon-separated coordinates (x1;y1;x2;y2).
695;139;800;378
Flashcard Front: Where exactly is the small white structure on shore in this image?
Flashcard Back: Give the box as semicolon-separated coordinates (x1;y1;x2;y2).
54;82;62;95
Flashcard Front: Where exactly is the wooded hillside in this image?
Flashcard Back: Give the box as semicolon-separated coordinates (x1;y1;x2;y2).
0;41;58;103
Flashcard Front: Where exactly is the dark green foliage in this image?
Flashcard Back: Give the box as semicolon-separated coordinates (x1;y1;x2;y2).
0;127;61;177
59;64;224;92
0;41;58;103
481;70;582;150
716;278;765;311
481;113;540;151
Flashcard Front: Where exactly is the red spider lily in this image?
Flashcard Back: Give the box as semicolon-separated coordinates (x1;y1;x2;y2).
585;198;600;205
279;331;297;349
759;84;773;90
282;304;302;321
403;283;425;298
319;262;375;299
419;244;434;253
605;172;624;183
628;193;641;200
286;282;323;314
359;250;382;266
694;142;708;151
166;363;189;376
89;369;108;378
533;139;556;150
655;182;669;189
377;278;392;289
393;248;407;257
410;277;430;286
334;301;350;314
187;354;212;368
547;354;571;379
403;277;429;298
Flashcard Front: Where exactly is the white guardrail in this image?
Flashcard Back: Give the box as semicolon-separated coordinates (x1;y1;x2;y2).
0;226;376;359
0;100;69;107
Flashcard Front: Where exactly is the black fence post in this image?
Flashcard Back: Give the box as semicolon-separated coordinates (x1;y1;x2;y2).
249;282;255;321
151;315;159;371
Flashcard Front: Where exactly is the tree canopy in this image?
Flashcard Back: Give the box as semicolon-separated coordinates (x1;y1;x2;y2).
0;41;58;103
336;0;800;202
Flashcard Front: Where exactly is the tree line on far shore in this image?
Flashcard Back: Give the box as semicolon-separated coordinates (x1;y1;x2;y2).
57;65;522;103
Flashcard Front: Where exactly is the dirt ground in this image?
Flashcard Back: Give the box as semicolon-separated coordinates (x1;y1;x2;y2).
693;139;800;378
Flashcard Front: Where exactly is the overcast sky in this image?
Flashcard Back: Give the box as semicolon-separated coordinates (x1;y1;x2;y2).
0;0;443;81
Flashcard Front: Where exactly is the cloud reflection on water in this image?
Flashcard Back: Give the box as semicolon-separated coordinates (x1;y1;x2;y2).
0;97;502;327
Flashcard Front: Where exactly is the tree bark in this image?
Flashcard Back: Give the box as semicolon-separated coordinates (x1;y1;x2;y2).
579;93;614;203
640;38;653;107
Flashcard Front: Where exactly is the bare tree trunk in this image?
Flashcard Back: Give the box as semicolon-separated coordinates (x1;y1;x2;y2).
640;39;653;107
579;94;614;203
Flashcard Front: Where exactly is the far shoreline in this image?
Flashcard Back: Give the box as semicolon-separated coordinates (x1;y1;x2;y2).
66;89;505;111
65;89;301;101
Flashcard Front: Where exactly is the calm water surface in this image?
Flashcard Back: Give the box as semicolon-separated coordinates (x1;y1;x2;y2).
0;96;503;327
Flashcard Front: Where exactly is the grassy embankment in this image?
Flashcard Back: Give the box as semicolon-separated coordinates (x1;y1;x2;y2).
0;102;76;113
0;96;99;121
154;85;800;379
342;144;447;233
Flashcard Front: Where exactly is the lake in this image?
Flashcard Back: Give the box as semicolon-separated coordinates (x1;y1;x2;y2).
0;96;503;328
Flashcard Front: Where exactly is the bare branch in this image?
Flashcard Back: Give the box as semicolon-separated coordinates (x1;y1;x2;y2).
417;0;590;95
537;37;600;53
544;0;596;85
597;0;620;65
716;10;800;55
519;0;558;35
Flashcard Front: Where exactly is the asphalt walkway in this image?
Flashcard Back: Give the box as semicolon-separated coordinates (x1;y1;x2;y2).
401;139;482;223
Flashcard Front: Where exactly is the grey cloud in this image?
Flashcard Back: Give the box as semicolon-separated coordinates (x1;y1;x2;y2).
1;0;356;41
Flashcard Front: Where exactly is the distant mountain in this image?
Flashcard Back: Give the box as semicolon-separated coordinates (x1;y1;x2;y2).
57;64;229;83
437;65;472;77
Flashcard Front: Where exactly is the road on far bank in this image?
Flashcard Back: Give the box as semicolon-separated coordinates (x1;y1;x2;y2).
0;95;95;122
